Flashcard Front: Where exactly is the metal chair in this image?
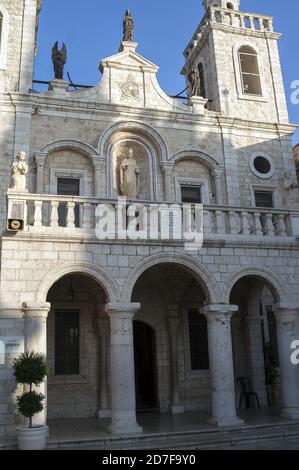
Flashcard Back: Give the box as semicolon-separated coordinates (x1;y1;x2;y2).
237;377;261;409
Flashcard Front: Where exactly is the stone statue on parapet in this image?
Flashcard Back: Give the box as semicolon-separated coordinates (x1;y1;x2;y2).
9;151;28;192
188;68;201;97
123;10;134;42
52;41;67;80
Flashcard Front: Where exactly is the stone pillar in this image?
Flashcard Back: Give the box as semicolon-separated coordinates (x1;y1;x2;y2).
246;283;268;406
168;316;184;414
0;303;24;438
96;317;111;418
246;316;268;406
211;166;224;205
92;156;105;199
161;163;174;202
22;302;51;426
201;304;244;427
35;152;47;194
273;305;299;419
105;303;142;434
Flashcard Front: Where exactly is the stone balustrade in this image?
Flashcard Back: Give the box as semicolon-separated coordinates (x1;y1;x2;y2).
184;7;274;59
6;192;299;241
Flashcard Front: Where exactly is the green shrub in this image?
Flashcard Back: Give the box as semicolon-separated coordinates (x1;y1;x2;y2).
13;351;48;428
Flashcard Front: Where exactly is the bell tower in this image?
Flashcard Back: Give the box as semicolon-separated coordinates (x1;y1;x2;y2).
0;0;41;93
202;0;240;11
184;1;288;123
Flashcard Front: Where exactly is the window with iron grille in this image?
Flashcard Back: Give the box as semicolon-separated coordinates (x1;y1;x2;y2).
55;311;80;375
254;191;274;208
188;310;209;370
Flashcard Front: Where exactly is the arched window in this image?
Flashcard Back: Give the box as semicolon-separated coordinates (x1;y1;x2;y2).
198;62;207;99
238;46;262;96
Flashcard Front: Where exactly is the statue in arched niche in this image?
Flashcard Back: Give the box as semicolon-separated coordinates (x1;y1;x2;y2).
120;147;140;198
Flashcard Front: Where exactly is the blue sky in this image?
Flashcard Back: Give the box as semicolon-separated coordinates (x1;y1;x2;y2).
34;0;299;143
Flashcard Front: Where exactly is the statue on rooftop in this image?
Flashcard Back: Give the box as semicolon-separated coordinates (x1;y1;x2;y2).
52;41;67;80
123;10;134;42
188;68;201;97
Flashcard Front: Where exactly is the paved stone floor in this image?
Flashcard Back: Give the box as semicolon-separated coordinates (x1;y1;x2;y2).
219;437;299;450
48;408;289;442
47;408;299;450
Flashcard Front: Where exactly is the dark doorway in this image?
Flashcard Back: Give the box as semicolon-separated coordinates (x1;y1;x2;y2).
133;321;158;411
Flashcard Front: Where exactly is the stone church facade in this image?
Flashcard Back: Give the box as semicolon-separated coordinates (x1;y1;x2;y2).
0;0;299;444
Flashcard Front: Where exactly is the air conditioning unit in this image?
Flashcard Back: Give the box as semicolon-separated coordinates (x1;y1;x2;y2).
7;200;26;232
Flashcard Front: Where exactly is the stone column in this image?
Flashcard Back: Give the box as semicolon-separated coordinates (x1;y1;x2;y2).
35;152;47;194
246;282;268;406
211;166;224;205
0;303;24;438
22;302;51;426
105;303;142;434
273;305;299;419
168;315;184;414
92;156;105;199
96;317;111;418
201;304;244;427
162;163;174;202
246;316;268;406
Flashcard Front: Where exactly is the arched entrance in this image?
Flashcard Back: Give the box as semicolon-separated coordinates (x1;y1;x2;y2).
134;321;158;411
229;275;280;409
131;261;212;413
46;273;109;419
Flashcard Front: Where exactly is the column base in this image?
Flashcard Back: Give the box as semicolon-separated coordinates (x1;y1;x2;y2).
98;409;112;419
207;415;244;428
171;405;185;414
107;422;143;435
281;408;299;420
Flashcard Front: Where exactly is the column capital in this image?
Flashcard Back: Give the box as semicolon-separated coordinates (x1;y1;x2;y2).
35;152;48;166
105;303;140;319
211;166;224;179
92;155;105;170
273;304;299;316
22;302;51;319
200;304;238;320
161;162;174;175
0;302;23;319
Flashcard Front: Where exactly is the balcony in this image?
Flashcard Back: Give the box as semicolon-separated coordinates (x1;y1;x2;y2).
6;193;299;247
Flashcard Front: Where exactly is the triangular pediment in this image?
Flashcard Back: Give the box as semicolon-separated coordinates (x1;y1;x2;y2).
99;44;159;74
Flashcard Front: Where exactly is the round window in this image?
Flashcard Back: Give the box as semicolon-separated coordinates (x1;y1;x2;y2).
249;154;275;179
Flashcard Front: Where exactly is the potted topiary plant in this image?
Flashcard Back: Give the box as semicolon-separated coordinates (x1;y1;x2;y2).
264;342;280;407
13;351;49;450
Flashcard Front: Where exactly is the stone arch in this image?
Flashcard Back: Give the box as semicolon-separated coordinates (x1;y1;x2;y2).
40;139;99;166
98;120;169;163
36;262;120;304
170;150;221;169
122;252;221;304
223;266;289;305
